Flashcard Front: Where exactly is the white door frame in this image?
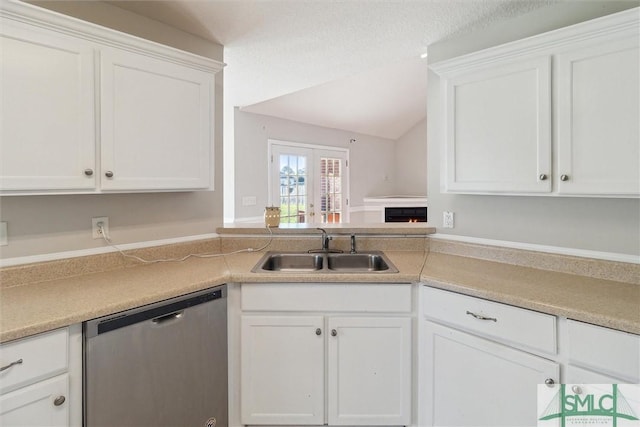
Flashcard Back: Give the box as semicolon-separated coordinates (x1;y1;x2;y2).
268;139;350;224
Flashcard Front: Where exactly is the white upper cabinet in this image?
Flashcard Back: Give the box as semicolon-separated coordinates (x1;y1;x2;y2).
0;18;96;191
556;36;639;196
443;56;552;194
100;48;212;191
431;8;639;198
0;1;222;195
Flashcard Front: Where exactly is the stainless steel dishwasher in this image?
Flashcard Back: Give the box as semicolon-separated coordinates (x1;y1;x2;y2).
84;285;227;427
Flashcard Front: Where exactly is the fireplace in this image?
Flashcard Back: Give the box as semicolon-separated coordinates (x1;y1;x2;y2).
384;207;428;223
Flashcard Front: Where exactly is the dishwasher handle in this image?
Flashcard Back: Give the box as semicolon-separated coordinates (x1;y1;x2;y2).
151;311;184;325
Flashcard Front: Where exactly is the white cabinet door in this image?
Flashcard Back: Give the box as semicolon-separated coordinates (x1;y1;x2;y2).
327;317;412;426
0;374;69;427
100;47;212;191
556;36;640;196
443;56;552;194
0;19;95;192
240;315;325;425
422;321;559;427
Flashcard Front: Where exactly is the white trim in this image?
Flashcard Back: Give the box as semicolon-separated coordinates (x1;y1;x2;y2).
267;138;349;154
430;7;639;76
428;233;640;264
1;0;225;73
0;233;219;268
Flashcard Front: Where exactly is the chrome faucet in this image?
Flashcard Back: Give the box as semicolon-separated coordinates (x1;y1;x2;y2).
319;228;331;251
308;228;343;253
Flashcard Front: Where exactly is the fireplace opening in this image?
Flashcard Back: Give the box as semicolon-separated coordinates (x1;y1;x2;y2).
384;207;427;223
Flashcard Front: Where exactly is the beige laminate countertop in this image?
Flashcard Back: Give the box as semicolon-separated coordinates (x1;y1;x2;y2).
0;250;426;343
1;244;638;343
420;252;640;335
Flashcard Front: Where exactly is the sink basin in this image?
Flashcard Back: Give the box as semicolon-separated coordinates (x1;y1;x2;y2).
251;251;398;273
255;253;323;272
326;253;393;272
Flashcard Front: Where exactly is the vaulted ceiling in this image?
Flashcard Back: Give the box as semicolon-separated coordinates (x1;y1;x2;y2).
109;0;560;139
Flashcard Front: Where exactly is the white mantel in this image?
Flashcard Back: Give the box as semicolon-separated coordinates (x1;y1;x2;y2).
361;196;428;223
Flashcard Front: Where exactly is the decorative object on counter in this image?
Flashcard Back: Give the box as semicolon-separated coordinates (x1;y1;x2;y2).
264;206;281;227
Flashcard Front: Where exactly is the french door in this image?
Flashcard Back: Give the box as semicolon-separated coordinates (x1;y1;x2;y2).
269;141;348;224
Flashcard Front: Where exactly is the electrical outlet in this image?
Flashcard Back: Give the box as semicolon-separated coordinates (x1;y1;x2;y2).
0;222;7;246
92;217;109;239
442;211;454;228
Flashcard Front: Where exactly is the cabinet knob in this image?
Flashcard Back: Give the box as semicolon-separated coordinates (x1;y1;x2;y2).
105;171;114;178
53;396;66;406
539;174;548;181
84;168;94;177
560;174;569;181
315;328;322;336
571;385;583;394
544;378;555;387
331;329;337;337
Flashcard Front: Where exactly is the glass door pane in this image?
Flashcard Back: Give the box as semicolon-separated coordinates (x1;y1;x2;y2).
315;149;348;224
319;157;343;223
270;144;313;224
279;153;307;224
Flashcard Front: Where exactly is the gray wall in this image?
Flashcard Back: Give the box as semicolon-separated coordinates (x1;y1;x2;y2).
233;109;398;221
427;1;640;256
395;119;427;197
0;1;224;259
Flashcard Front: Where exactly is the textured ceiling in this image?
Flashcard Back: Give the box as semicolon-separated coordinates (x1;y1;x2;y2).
109;0;560;139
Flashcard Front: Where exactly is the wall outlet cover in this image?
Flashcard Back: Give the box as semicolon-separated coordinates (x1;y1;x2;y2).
92;217;109;239
443;211;454;228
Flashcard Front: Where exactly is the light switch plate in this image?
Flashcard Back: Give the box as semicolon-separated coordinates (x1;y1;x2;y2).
0;222;7;246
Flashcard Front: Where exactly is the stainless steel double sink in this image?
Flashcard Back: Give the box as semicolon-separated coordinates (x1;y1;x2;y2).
251;251;399;273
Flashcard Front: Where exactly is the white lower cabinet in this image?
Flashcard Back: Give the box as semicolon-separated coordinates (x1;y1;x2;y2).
0;375;69;426
422;321;559;427
0;326;82;427
420;286;560;427
241;315;325;425
566;319;640;384
238;283;413;426
327;317;412;426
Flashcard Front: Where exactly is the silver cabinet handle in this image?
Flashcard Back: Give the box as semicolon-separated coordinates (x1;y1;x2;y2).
539;174;548;181
105;171;114;178
315;328;322;336
572;385;582;394
466;311;497;322
84;168;94;176
0;358;23;372
53;396;66;406
545;378;555;387
331;329;337;337
560;174;569;181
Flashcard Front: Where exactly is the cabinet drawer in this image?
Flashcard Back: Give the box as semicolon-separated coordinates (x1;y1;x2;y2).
567;320;639;382
422;287;556;354
242;283;412;313
0;328;69;395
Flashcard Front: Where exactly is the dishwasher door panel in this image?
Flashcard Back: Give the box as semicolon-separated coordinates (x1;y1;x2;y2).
84;287;227;427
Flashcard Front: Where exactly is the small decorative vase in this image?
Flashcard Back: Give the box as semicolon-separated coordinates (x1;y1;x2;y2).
264;207;281;227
